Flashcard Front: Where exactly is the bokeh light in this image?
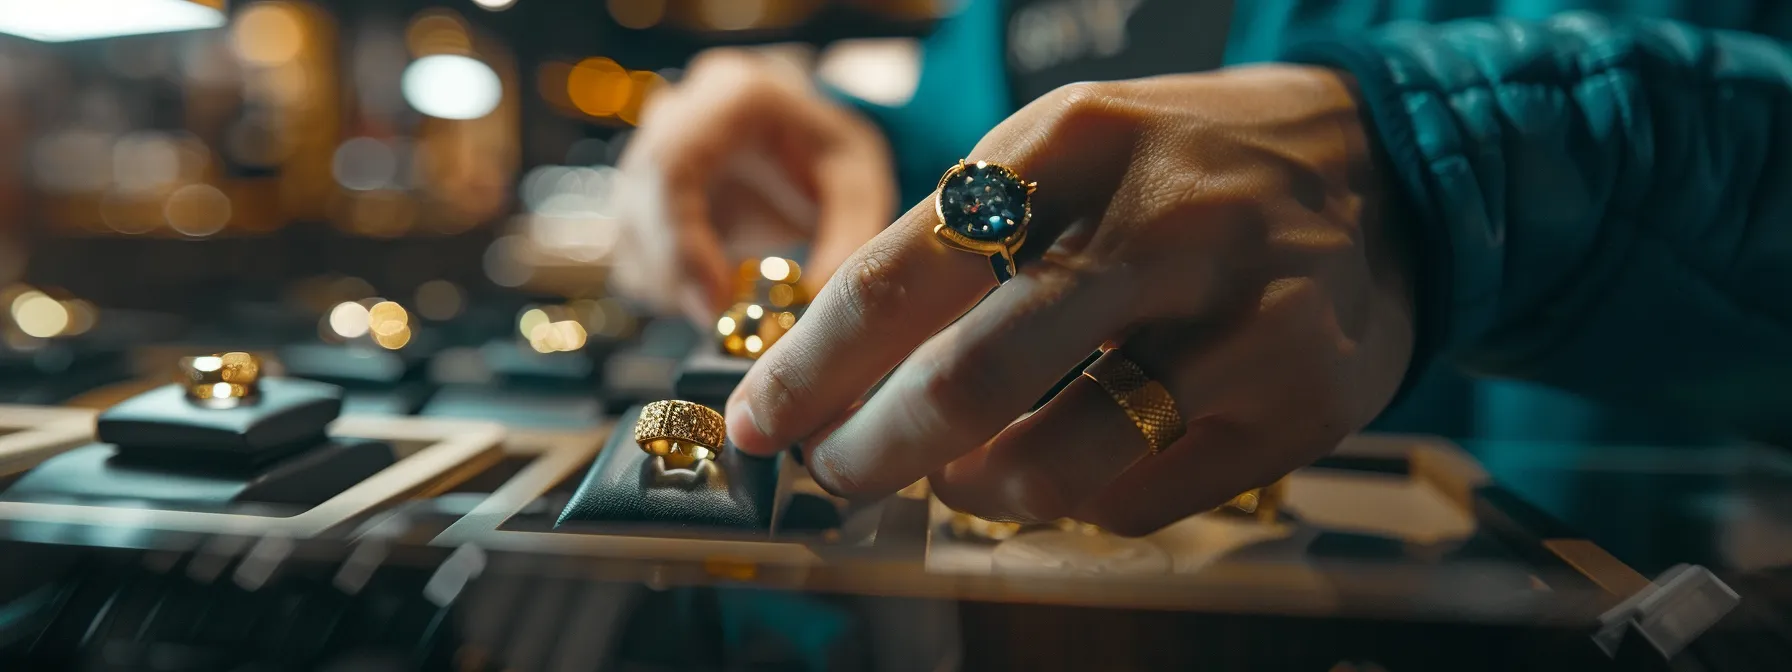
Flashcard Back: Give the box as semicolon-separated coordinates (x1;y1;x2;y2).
607;0;666;29
415;280;464;321
699;0;768;30
404;11;471;57
12;292;69;339
367;301;409;336
567;57;630;117
164;184;232;237
0;0;227;43
328;301;371;338
473;0;518;10
373;325;413;350
618;70;666;125
768;283;796;308
483;236;533;288
402;55;502;120
111;132;181;194
231;2;305;66
332;137;398;191
528;320;587;353
760;257;793;283
62;300;97;336
517;307;550;338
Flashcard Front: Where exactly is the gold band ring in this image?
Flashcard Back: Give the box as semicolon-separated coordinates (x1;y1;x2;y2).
934;160;1035;283
178;352;262;405
635;400;726;468
1082;350;1186;454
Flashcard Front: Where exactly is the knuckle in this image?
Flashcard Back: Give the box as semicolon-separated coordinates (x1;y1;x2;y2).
749;359;810;440
1039;81;1131;138
1000;465;1075;522
840;244;908;320
917;357;1008;442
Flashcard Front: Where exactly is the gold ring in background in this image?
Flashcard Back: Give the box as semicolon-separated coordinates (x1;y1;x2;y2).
1081;350;1186;454
934;160;1034;284
178;352;262;405
635;400;726;469
716;301;798;359
948;511;1023;542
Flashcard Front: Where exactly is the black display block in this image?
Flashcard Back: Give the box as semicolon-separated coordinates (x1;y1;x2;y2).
95;379;343;462
3;440;396;509
672;349;753;407
556;404;780;531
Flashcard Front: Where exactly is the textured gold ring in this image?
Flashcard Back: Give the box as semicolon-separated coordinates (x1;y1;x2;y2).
1082;350;1186;454
635;400;726;468
178;352;262;404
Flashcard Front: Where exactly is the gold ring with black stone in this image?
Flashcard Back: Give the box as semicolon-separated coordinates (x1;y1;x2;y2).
178;352;262;405
1082;350;1186;455
635;400;725;469
934;160;1034;284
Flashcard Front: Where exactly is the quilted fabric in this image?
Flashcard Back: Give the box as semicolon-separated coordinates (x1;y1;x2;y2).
1289;14;1792;443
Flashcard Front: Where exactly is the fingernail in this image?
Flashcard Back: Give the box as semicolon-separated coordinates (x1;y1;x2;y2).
726;396;775;455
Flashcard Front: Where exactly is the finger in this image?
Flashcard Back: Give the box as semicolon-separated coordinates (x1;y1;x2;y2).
800;262;1131;496
803;137;895;297
929;374;1149;523
1073;418;1294;537
726;86;1138;457
1074;279;1382;536
725;196;993;456
616;54;827;315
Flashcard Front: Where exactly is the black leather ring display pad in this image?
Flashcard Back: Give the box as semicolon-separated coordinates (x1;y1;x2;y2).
672;349;753;407
556;404;779;531
3;439;396;509
96;378;344;457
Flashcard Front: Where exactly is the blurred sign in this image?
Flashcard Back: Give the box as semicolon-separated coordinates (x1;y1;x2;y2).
1003;0;1232;104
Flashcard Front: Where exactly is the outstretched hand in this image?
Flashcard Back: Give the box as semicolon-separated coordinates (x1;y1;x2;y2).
725;66;1417;536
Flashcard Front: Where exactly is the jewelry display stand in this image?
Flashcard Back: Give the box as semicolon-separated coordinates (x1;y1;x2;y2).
672;349;754;408
0;390;501;536
555;404;780;531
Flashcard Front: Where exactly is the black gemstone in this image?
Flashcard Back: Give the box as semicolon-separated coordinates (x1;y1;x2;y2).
940;163;1027;242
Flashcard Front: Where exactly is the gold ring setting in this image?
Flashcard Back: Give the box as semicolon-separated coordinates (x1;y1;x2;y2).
635;400;725;469
1081;350;1187;454
935;160;1035;283
178;352;262;407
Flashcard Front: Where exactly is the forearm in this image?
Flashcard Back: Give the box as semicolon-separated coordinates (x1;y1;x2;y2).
1289;13;1792;443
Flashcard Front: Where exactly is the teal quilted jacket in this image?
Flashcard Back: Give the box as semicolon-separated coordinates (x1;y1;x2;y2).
848;1;1792;447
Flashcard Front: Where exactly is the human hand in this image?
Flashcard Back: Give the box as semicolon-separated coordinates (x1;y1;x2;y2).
725;66;1416;535
611;49;895;323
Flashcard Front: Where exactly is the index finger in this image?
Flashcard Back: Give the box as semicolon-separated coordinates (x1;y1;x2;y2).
724;194;996;456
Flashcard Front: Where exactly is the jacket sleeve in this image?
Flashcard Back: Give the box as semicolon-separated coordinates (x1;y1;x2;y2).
1286;13;1792;445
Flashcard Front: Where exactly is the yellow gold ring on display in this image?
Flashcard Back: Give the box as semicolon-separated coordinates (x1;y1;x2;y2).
635;400;726;469
178;352;262;405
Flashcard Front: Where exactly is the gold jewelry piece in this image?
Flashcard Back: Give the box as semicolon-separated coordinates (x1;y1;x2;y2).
635;400;725;469
736;257;808;308
1082;350;1186;454
1214;477;1290;523
178;352;261;406
716;301;797;359
948;511;1022;542
934;160;1034;283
